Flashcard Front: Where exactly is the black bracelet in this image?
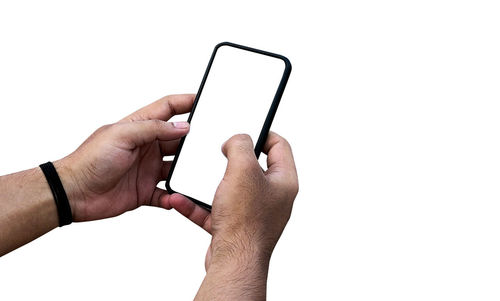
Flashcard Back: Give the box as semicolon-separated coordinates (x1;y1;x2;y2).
39;162;73;227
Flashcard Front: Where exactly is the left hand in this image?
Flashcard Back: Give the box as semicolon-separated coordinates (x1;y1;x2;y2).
56;94;195;222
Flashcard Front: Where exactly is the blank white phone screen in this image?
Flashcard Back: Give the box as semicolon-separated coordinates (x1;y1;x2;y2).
168;44;287;206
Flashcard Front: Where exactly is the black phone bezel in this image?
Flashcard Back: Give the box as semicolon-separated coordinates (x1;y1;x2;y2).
165;41;292;211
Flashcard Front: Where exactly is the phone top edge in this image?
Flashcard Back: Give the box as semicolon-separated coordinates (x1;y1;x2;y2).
216;42;292;70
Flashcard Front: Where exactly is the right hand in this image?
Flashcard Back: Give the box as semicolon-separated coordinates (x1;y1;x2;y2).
164;132;299;268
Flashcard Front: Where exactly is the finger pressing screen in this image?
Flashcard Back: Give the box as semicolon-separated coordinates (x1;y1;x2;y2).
221;134;260;174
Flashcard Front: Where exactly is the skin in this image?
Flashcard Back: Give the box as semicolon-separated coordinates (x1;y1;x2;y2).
169;132;299;300
0;94;195;255
0;94;299;300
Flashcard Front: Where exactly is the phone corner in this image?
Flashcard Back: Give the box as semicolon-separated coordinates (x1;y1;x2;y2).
280;55;292;73
214;41;232;51
164;180;175;194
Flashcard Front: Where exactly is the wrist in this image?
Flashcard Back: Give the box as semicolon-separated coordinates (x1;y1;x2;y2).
208;252;270;278
209;235;272;271
202;239;271;301
52;158;86;222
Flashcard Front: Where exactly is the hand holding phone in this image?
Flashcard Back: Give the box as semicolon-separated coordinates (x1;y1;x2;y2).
166;42;292;210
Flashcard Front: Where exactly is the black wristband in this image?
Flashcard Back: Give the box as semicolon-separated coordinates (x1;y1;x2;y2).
39;161;73;227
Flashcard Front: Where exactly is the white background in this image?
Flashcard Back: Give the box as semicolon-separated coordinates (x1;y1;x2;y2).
0;1;499;300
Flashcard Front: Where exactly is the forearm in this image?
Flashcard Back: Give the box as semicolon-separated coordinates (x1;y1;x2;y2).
0;164;63;256
195;249;271;301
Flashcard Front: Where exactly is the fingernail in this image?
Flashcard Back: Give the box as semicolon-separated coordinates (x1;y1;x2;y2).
173;121;189;129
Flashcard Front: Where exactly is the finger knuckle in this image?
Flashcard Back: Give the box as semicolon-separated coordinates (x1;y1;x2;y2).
163;97;177;116
97;123;113;133
281;137;292;149
275;134;291;150
290;179;299;197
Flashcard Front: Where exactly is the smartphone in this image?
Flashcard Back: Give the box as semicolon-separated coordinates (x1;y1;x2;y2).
166;42;291;210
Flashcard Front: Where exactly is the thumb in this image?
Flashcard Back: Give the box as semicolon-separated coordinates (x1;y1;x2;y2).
112;120;190;148
221;134;260;175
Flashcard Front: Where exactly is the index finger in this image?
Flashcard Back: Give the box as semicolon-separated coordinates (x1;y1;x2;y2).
121;94;195;122
263;131;297;179
162;193;212;234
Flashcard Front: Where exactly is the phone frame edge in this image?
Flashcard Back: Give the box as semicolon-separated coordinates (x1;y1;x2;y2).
165;41;292;212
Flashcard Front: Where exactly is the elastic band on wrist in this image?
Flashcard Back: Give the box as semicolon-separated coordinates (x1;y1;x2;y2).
39;161;73;227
